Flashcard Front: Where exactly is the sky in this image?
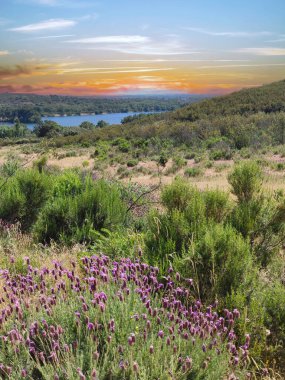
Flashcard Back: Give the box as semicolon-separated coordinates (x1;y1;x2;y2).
0;0;285;96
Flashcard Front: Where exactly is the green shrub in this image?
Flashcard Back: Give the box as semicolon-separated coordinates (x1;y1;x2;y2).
33;155;48;173
145;209;189;267
0;169;50;230
52;170;82;198
161;178;193;211
276;162;285;171
157;151;168;167
228;161;263;202
209;148;233;161
1;157;20;177
0;177;25;223
176;224;253;301
82;160;89;167
127;159;138;167
184;167;202;177
35;178;127;244
203;189;231;223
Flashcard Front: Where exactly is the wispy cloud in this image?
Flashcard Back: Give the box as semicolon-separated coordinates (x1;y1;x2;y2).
56;67;174;74
184;27;272;37
199;63;285;69
67;35;196;56
9;18;76;32
16;0;95;7
68;35;150;44
34;34;75;39
0;50;10;56
96;45;198;56
235;47;285;56
102;59;249;63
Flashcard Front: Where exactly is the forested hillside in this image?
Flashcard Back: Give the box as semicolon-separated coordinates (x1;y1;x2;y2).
0;93;204;123
172;79;285;121
119;80;285;149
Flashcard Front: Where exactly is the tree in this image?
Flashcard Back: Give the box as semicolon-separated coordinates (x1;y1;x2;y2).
79;121;95;130
96;120;109;128
33;121;62;138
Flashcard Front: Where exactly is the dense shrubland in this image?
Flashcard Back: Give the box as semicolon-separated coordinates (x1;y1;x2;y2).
0;159;284;378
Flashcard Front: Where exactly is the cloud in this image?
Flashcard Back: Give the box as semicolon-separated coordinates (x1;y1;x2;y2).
67;35;197;56
9;18;76;32
68;35;150;44
102;59;249;63
16;0;95;7
56;67;175;74
97;45;198;56
235;47;285;56
0;50;10;56
33;34;75;39
199;63;285;69
0;63;50;79
184;27;272;37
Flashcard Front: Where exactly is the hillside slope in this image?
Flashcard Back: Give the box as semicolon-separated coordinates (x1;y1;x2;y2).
120;79;285;149
173;79;285;121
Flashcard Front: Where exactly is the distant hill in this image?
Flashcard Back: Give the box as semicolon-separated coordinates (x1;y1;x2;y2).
172;80;285;121
121;80;285;149
0;93;206;123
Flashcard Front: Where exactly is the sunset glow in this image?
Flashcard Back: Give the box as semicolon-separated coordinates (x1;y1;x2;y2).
1;0;285;95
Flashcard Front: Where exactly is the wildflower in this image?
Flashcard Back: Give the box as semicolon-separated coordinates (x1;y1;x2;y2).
158;330;164;338
133;362;139;373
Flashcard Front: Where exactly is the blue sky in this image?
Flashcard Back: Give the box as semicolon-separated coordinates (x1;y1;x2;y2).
0;0;285;95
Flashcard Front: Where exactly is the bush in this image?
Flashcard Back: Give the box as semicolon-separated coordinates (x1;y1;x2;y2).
203;189;231;223
176;224;253;301
35;178;127;244
127;159;138;167
0;178;25;224
145;209;189;267
0;169;50;231
209;148;233;161
184;167;202;177
161;178;193;211
1;157;20;177
33;155;48;173
34;121;62;138
52;170;82;198
228;161;263;202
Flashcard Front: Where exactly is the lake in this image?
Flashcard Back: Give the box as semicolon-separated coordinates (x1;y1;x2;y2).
0;111;160;129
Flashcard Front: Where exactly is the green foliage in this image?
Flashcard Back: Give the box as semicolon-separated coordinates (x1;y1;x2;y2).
194;224;253;299
34;121;62;138
203;189;231;223
34;178;127;244
52;170;82;198
96;120;109;128
33;155;48;173
0;169;50;230
145;209;189;267
157;151;168;167
228;161;263;202
0;156;20;177
161;177;193;211
79;121;95;129
184;167;202;177
126;159;138;167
